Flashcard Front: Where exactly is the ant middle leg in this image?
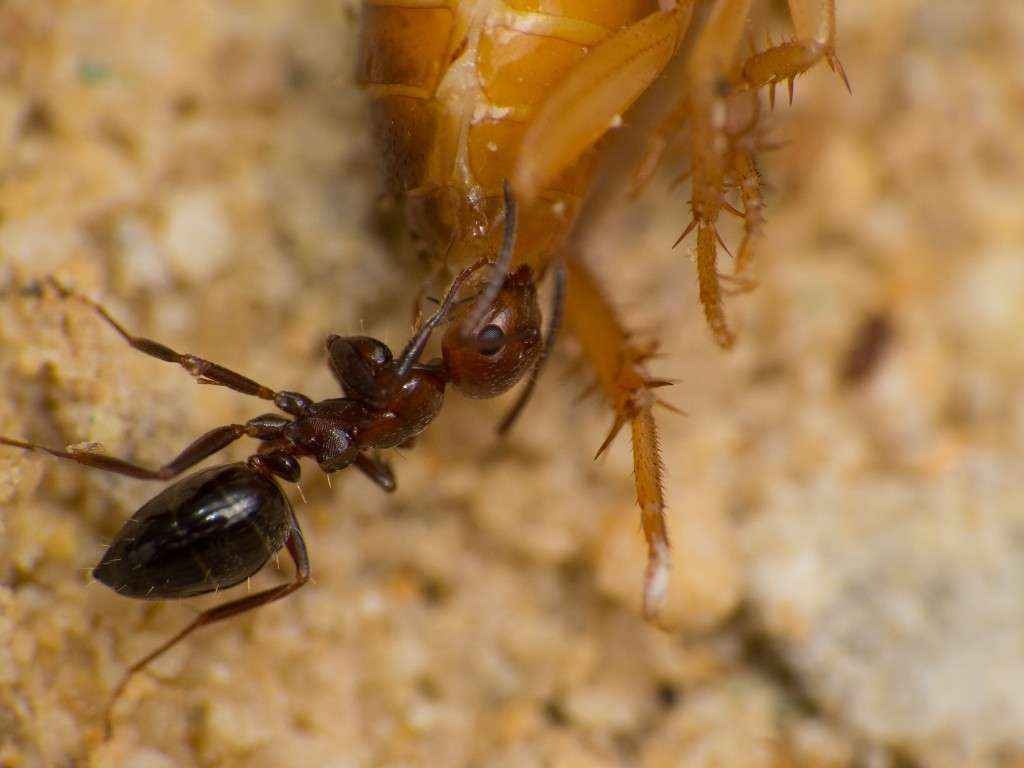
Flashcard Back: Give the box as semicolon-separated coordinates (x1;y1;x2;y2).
0;414;286;481
105;518;311;738
45;278;279;402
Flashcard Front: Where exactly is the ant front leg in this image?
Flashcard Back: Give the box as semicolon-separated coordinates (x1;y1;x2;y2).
45;279;280;402
563;255;676;623
106;516;311;738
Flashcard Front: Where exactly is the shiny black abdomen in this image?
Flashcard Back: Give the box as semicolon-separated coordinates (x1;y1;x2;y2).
93;463;292;599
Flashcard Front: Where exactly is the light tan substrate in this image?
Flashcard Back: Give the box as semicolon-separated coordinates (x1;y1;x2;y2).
2;2;1023;766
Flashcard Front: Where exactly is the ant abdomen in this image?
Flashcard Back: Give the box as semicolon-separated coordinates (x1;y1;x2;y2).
93;463;292;600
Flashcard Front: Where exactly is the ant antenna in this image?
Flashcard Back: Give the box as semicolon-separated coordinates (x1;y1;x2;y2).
497;258;566;435
394;258;488;380
462;179;518;337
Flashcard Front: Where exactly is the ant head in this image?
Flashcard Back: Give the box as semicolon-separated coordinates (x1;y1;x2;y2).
442;265;542;399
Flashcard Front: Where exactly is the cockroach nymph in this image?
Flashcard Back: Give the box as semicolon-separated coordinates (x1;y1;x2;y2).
1;0;849;737
359;0;848;617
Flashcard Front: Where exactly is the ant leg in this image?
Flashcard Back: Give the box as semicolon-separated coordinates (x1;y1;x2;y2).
0;415;280;481
46;279;278;402
563;254;674;623
497;258;566;435
353;452;396;493
460;181;517;335
105;519;310;738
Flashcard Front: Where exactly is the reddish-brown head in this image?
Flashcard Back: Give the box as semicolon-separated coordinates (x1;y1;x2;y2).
442;265;542;399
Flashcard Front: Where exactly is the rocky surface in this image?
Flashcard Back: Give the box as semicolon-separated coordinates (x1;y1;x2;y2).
1;0;1022;766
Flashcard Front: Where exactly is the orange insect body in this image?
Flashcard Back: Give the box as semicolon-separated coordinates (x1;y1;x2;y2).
359;0;655;274
359;0;847;621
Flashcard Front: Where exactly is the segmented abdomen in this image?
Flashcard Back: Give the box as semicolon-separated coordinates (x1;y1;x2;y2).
359;0;654;272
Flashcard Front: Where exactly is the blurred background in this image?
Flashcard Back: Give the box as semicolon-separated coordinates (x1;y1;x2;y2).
1;1;1022;765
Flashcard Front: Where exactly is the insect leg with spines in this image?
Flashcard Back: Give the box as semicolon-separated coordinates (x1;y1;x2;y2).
561;253;677;620
510;0;848;619
673;0;849;346
518;0;848;351
508;2;695;622
741;0;850;107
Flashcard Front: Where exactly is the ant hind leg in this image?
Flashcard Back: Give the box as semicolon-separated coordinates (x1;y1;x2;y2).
104;518;311;739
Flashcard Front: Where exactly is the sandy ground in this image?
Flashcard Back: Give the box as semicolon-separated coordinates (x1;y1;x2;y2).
1;1;1023;766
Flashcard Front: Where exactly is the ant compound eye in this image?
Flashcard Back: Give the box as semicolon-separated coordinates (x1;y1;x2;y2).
369;342;390;365
477;324;505;356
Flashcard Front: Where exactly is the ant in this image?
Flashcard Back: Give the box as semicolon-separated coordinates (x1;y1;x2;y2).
1;188;546;735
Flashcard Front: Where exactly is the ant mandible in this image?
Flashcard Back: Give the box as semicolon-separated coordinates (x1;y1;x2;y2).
1;187;545;735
